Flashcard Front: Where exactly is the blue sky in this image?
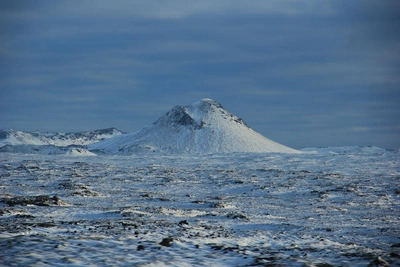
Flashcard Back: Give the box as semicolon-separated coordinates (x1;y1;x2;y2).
1;0;399;149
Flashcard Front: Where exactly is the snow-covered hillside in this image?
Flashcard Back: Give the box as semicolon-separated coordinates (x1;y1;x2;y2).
90;98;299;154
65;148;97;156
0;128;123;148
0;145;98;156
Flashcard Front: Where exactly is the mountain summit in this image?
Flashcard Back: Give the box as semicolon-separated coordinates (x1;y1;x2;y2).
90;98;299;154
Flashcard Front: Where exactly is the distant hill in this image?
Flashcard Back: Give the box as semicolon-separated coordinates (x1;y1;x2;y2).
89;99;299;154
0;128;124;148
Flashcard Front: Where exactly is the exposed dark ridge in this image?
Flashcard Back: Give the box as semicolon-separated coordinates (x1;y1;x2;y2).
160;106;203;129
233;116;249;128
177;112;196;126
201;99;224;109
92;128;124;135
190;99;250;128
0;130;9;139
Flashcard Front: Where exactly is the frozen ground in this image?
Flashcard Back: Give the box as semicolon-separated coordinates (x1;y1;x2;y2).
0;147;399;266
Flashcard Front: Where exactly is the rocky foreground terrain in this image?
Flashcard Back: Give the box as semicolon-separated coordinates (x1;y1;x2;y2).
0;147;399;266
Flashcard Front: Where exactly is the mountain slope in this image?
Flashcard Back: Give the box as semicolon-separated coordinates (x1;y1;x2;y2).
0;128;124;148
90;99;299;154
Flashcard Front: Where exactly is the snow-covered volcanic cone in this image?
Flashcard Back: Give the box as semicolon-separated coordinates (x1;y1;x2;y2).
90;98;299;154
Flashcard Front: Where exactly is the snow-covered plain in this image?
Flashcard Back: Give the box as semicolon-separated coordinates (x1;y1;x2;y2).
1;147;399;266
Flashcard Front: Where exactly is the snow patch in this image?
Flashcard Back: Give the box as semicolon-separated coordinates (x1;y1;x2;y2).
65;148;97;156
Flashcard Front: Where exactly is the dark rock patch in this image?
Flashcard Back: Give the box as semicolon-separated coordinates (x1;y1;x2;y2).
160;237;174;247
14;214;36;219
227;213;248;220
2;196;66;206
72;190;98;197
211;245;224;250
178;220;189;226
367;256;389;267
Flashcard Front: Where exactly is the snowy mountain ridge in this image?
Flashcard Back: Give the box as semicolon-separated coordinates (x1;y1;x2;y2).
90;98;300;154
0;128;124;148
